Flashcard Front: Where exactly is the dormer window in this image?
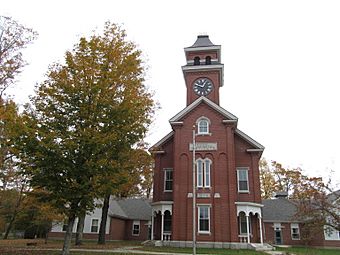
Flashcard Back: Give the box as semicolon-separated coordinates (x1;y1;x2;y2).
205;56;211;65
194;56;200;65
197;117;210;135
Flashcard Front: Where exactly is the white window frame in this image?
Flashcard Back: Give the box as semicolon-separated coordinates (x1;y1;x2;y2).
197;159;203;188
62;221;68;232
132;220;140;236
204;159;211;188
196;158;212;188
291;223;300;240
91;218;99;233
164;168;173;192
237;167;249;193
198;205;210;234
196;117;210;135
239;212;251;235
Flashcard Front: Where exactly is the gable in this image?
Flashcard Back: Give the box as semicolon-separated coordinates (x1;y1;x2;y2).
169;96;237;124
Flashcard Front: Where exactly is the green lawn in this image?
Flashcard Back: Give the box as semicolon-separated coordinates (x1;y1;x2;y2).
138;246;266;254
277;246;340;255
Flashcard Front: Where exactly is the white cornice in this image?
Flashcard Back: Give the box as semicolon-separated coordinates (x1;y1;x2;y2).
235;202;264;208
222;119;238;124
182;64;224;87
149;131;174;151
184;45;221;52
181;64;223;72
246;149;264;153
235;129;265;150
169;97;238;123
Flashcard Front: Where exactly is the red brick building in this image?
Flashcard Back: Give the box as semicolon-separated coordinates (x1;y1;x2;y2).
150;35;266;249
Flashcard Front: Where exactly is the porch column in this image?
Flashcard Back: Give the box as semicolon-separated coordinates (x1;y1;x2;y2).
258;216;263;244
161;212;164;241
151;212;154;240
246;215;250;243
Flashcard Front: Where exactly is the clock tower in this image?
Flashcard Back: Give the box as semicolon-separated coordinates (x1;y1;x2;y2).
151;35;265;249
182;35;224;105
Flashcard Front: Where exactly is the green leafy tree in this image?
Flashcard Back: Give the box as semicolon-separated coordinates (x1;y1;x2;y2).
0;100;29;239
0;16;37;97
96;143;154;244
21;22;155;255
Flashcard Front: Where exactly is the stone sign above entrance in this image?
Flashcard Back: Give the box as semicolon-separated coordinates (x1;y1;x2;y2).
189;142;217;151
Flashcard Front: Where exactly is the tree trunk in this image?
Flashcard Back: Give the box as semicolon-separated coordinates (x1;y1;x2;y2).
62;214;76;255
97;194;110;244
75;211;85;245
3;184;25;239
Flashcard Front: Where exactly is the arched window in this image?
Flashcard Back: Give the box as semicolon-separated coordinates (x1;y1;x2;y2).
194;56;200;65
197;117;210;135
205;56;211;65
197;159;203;187
196;158;212;188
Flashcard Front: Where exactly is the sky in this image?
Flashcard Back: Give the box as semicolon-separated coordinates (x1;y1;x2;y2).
3;0;340;187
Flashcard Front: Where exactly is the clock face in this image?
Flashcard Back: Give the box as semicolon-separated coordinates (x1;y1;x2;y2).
193;78;213;96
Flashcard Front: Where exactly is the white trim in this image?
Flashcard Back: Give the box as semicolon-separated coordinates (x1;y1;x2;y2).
222;119;238;124
132;220;140;236
204;158;211;188
198;205;211;234
187;58;219;65
164;168;173;192
235;202;263;218
290;223;300;240
196;158;212;188
196;116;210;135
235;129;264;150
246;149;264;153
237;167;249;193
169;97;237;123
150;131;174;151
182;64;224;87
90;218;99;233
182;64;223;72
184;45;221;52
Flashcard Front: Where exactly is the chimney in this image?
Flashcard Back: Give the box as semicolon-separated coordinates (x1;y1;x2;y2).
274;191;288;199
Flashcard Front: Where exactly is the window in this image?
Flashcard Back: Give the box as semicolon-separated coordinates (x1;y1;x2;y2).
291;223;300;240
91;219;99;233
62;222;68;232
132;220;140;236
164;168;173;191
239;212;250;234
196;158;212;188
197;117;210;135
204;159;211;187
194;56;200;65
237;167;249;192
205;56;211;65
198;206;210;233
164;211;172;232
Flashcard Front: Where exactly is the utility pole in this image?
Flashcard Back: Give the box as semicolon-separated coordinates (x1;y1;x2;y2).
192;125;196;255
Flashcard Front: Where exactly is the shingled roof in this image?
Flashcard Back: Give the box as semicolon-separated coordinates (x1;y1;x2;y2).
109;198;151;221
262;198;299;222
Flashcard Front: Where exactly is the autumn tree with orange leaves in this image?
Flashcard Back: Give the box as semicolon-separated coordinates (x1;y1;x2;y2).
260;158;340;243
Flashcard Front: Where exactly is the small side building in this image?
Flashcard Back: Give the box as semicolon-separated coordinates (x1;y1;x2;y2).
49;198;151;241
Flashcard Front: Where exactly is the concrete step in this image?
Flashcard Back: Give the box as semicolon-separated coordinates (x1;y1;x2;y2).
249;243;274;251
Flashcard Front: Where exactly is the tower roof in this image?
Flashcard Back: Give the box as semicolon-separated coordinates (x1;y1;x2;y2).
189;35;216;48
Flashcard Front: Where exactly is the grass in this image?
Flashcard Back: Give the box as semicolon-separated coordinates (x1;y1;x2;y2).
0;238;141;249
138;246;266;254
1;239;340;255
276;246;340;255
0;239;146;254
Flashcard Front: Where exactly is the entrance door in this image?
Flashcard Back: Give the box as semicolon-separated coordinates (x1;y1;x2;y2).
275;229;282;244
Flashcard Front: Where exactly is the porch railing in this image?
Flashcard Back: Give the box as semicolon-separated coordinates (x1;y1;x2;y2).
163;231;171;241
